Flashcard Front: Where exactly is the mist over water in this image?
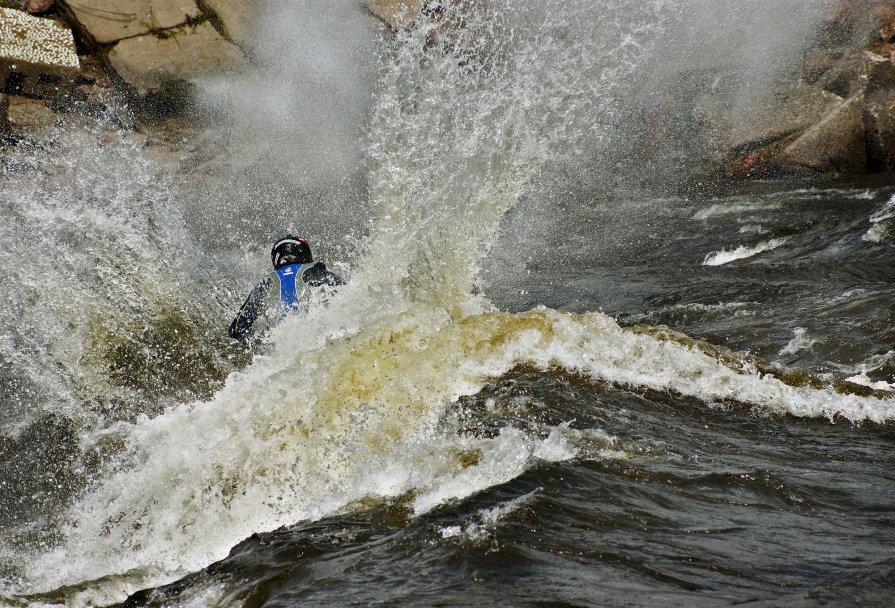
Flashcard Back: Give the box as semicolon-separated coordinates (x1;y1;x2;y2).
2;1;895;606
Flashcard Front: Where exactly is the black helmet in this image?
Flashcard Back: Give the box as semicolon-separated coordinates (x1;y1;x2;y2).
271;235;312;269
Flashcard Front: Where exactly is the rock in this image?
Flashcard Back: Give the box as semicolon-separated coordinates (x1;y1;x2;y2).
802;48;839;84
864;90;895;171
61;0;202;44
725;86;843;155
723;128;808;179
874;2;895;41
25;0;54;14
366;0;421;30
864;51;895;94
201;0;262;48
0;7;80;98
818;0;876;48
0;7;79;70
0;93;9;134
107;21;246;94
6;95;56;131
816;49;874;98
775;95;868;174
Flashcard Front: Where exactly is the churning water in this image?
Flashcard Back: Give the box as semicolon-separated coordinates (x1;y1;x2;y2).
1;1;894;606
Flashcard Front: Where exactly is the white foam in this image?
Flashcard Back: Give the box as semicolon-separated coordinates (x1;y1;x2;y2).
439;489;541;543
863;193;895;243
845;373;895;392
702;238;787;266
693;201;781;220
779;327;817;356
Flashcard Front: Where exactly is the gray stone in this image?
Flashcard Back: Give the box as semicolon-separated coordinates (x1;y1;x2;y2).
366;0;421;29
108;21;246;94
776;95;867;174
62;0;201;44
202;0;262;48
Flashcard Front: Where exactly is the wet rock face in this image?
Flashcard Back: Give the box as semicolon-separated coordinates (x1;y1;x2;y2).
61;0;202;44
52;0;256;104
723;0;895;179
6;96;56;132
202;0;263;47
366;0;422;29
108;22;247;95
775;96;868;175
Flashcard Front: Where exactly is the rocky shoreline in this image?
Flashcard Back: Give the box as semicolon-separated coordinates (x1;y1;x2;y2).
2;0;895;182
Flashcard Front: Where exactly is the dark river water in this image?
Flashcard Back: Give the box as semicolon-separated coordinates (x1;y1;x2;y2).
116;179;895;608
2;1;895;606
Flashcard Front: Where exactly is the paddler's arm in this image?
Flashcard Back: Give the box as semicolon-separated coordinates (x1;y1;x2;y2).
229;277;273;342
303;261;344;287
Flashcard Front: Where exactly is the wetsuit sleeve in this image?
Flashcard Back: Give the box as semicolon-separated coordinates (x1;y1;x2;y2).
302;262;345;287
229;277;273;341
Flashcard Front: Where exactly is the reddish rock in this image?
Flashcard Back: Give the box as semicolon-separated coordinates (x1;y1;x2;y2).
25;0;53;13
874;3;895;42
723;128;807;179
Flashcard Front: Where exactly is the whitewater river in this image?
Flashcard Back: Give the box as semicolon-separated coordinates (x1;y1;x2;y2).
1;1;894;606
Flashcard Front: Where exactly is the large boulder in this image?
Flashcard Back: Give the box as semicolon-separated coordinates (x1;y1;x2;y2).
0;7;80;98
108;21;246;94
202;0;263;48
60;0;201;44
775;95;868;174
723;86;843;155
